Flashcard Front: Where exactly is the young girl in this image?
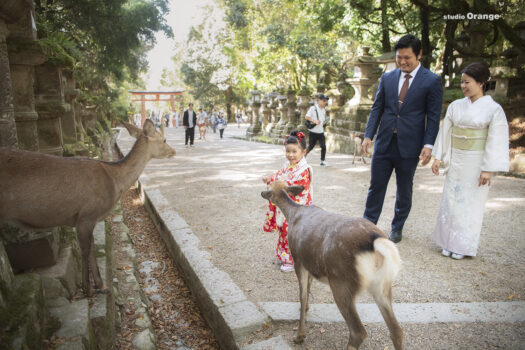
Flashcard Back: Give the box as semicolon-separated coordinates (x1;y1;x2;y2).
262;131;313;272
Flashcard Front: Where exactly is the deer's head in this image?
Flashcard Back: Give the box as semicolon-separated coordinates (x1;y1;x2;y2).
122;119;175;159
141;119;176;159
261;181;304;204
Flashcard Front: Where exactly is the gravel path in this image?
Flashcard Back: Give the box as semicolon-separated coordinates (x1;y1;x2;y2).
128;125;525;306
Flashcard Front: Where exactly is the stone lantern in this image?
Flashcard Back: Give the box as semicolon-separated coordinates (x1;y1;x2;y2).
486;66;517;98
346;47;376;108
296;89;312;134
261;94;271;135
34;61;71;155
246;87;262;137
62;69;81;144
266;91;279;135
7;3;47;151
272;93;287;138
283;87;297;136
0;0;35;148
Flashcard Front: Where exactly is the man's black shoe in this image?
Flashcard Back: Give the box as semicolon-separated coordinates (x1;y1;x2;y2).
388;230;402;243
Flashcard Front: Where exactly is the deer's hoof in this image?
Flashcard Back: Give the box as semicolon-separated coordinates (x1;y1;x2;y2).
85;288;95;298
96;286;111;295
294;334;305;344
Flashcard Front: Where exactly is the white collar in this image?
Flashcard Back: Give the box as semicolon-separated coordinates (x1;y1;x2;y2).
401;62;421;79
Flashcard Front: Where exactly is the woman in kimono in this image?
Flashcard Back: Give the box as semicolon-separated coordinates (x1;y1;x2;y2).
431;62;509;260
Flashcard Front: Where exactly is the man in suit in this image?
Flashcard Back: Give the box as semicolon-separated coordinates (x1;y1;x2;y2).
362;34;443;243
183;103;197;148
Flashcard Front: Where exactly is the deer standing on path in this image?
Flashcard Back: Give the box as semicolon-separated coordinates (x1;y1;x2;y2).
261;182;403;350
351;132;367;165
0;119;175;296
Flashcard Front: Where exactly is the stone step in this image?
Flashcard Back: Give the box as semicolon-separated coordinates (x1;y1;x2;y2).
49;299;96;350
1;273;46;350
35;245;81;298
1;226;60;270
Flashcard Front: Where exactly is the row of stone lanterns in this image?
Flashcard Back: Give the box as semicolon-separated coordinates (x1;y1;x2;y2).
244;47;394;154
0;0;93;155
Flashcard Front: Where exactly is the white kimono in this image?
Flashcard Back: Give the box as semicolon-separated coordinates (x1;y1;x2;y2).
432;95;509;256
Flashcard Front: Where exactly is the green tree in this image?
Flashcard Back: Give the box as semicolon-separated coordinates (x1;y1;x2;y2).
35;0;172;121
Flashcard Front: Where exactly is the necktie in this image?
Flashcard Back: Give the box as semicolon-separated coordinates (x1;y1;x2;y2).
398;73;412;110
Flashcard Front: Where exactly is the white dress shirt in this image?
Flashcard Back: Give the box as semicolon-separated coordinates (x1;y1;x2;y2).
397;62;421;94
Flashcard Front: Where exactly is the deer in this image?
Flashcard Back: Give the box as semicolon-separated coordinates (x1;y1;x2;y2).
0;119;175;296
351;132;367;165
261;181;403;350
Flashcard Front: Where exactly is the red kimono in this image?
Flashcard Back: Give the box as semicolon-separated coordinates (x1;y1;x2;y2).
263;158;313;265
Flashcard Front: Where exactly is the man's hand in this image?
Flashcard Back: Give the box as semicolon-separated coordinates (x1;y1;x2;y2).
478;171;492;186
419;147;432;166
362;137;372;156
184;126;187;130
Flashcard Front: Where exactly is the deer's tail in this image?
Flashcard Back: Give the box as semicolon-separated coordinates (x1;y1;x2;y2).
355;237;401;297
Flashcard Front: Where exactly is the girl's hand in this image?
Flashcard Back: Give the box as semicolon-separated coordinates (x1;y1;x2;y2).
431;159;441;175
478;171;492;186
262;175;269;184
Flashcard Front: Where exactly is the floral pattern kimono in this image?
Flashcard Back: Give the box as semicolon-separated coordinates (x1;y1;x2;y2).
263;157;313;265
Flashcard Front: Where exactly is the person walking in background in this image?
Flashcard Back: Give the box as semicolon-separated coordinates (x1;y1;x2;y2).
164;112;170;127
262;131;312;272
431;62;509;260
183;103;197;148
173;107;182;128
305;94;329;166
197;107;208;141
362;34;443;244
236;112;242;128
210;109;218;133
217;111;227;139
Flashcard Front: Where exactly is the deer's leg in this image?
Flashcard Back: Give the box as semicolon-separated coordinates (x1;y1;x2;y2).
89;237;108;293
329;279;367;350
372;285;403;350
362;155;367;164
76;221;96;296
306;273;313;312
293;264;309;344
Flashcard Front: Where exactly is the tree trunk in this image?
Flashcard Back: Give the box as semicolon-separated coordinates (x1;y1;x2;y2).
441;20;458;84
419;0;431;67
380;0;391;52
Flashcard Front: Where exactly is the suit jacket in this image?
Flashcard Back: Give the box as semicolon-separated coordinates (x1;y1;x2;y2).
183;109;197;127
364;66;443;158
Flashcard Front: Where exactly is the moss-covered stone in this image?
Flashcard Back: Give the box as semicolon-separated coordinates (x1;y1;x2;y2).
0;273;45;350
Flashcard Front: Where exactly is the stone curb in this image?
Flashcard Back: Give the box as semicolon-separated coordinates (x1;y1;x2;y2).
139;184;268;350
260;301;525;324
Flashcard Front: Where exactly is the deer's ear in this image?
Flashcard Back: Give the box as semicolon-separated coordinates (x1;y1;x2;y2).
142;119;156;136
286;185;304;197
121;121;143;139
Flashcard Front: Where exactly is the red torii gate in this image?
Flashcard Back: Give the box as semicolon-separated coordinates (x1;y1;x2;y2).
129;90;184;127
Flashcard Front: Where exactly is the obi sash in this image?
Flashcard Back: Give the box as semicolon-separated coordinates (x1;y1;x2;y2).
451;126;488;151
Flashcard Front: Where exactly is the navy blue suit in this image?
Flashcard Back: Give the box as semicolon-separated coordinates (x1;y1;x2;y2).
363;65;442;232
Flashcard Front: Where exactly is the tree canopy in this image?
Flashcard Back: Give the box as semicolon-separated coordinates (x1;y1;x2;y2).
35;0;172;119
176;0;525;108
